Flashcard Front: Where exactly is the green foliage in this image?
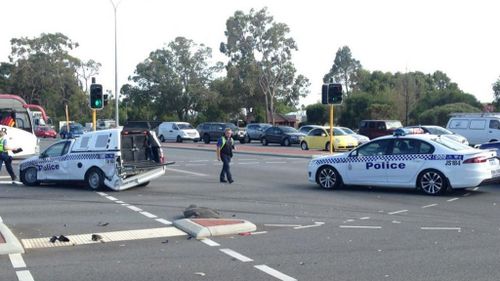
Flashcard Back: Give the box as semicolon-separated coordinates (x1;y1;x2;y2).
493;77;500;108
323;46;362;95
306;103;328;125
417;103;481;126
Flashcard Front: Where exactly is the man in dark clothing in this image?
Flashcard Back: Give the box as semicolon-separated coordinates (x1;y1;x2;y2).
216;128;235;183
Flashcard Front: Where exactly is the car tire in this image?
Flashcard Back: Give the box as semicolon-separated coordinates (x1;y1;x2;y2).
203;134;210;144
159;135;165;142
418;169;447;195
176;135;182;143
244;135;251;143
283;138;291;146
85;167;104;190
316;166;342;189
325;142;330;151
20;167;40;186
301;141;309;150
262;138;268;146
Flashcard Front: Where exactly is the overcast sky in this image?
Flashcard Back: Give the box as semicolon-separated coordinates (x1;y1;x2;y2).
1;0;499;106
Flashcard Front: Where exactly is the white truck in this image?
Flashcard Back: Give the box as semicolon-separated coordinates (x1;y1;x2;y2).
19;126;170;191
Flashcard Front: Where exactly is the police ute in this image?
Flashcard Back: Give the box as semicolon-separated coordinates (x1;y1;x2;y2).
19;126;170;191
308;128;500;195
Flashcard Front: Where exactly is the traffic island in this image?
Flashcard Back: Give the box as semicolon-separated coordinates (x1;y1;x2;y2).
0;216;24;255
173;218;257;239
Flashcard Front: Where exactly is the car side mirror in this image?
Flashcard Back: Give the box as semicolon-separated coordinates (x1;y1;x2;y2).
40;152;48;158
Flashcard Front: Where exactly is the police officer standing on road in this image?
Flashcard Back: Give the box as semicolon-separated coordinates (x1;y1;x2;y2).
0;131;18;182
217;128;235;183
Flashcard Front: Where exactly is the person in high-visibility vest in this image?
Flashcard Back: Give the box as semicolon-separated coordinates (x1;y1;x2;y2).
0;130;18;181
216;128;235;183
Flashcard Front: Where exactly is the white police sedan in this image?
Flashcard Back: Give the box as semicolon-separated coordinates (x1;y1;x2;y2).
308;128;500;195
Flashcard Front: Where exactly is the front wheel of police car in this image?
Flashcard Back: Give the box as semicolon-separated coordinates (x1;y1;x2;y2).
418;169;448;195
20;167;40;186
317;166;342;189
85;168;104;190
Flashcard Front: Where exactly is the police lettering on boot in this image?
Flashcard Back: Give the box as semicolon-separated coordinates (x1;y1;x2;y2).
366;162;406;170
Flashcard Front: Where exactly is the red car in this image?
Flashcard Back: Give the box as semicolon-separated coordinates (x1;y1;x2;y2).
35;126;57;138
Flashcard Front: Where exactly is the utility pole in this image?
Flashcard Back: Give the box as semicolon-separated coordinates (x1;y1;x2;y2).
110;0;122;127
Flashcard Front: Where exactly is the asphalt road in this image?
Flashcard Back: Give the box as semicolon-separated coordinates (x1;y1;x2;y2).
0;139;500;281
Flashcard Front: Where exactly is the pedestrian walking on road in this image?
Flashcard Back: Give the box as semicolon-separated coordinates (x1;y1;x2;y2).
0;131;18;181
216;128;235;183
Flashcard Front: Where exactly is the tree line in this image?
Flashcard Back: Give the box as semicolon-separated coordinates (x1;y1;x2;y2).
0;7;498;129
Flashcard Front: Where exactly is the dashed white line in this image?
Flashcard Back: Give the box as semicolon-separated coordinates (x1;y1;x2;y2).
16;270;34;281
359;217;370;220
388;209;408;215
255;265;297;281
463;193;471;197
339;225;382;229
421;227;461;232
447;198;459;202
293;222;325;229
250;231;268;235
264;224;302;228
9;253;26;268
422;204;438;208
96;192;108;196
121;203;130;206
155;218;172;225
200;239;220;247
220;248;253;262
127;206;143;212
115;201;125;204
140;211;158;219
165;167;208;177
106;196;119;201
344;219;355;223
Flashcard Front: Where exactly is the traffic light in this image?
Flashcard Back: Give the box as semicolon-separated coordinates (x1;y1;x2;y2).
90;84;103;110
321;83;343;105
103;94;109;106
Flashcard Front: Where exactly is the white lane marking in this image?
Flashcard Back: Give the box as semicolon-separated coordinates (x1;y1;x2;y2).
0;175;11;179
237;162;259;165
96;192;108;196
339;225;382;229
121;203;130;206
188;160;209;163
359;217;370;220
251;231;268;235
9;253;26;268
265;161;287;164
392;220;401;224
473;187;479;191
127;206;143;212
463;193;471;197
422;204;438;208
140;211;158;219
447;198;459;202
264;224;302;227
200;239;220;247
105;196;118;201
220;249;253;262
155;218;172;225
115;201;125;204
254;265;297;281
293;222;325;230
421;227;461;232
165;167;208;177
16;270;35;281
344;219;355;223
388;209;408;215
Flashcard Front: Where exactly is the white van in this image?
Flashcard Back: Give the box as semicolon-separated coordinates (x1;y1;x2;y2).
446;113;500;145
157;122;199;143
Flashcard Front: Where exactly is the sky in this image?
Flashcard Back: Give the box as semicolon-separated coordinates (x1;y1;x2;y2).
1;0;499;107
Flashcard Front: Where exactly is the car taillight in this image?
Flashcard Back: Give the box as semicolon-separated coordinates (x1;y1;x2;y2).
160;151;165;164
463;156;487;164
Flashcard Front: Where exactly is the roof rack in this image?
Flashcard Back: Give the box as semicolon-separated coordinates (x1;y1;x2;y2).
449;112;500;117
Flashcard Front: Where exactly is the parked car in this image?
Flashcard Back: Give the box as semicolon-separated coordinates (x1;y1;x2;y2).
358;120;403;139
338;127;370;145
196;122;245;144
300;127;358;151
244;123;271;143
59;123;85;139
446;113;500;145
261;126;306;146
35;126;57;138
477;141;500;157
405;125;469;146
157;121;199;143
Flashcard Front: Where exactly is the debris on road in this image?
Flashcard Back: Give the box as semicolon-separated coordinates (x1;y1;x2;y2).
183;204;221;218
91;234;103;242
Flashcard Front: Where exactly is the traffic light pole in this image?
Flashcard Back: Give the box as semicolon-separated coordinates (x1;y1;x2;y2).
92;109;97;131
329;104;335;154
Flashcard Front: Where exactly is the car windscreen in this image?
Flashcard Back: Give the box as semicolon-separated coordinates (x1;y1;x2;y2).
425;126;453;135
387;121;403;130
280;127;298;133
340;127;355;134
178;123;194;130
430;137;471;151
333;128;346;135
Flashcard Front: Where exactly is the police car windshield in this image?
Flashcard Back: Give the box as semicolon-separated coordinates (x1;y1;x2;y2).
430;137;471;151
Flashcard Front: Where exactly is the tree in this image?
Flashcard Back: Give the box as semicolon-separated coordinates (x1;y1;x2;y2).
493;77;500;108
221;8;309;124
323;46;362;96
306;103;328;125
76;59;102;93
418;103;481;126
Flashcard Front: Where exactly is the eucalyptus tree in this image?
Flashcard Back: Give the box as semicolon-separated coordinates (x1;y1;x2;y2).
323;46;362;96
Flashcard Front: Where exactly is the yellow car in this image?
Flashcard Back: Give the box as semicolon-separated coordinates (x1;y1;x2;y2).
300;126;358;151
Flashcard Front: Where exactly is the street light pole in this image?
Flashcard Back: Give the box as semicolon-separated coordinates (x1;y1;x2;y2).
110;0;121;126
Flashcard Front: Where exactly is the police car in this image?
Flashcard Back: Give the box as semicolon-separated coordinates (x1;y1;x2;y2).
308;128;500;195
19;126;169;191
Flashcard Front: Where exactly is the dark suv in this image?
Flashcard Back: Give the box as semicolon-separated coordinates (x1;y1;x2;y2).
196;122;244;144
358;120;403;140
244;123;271;143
